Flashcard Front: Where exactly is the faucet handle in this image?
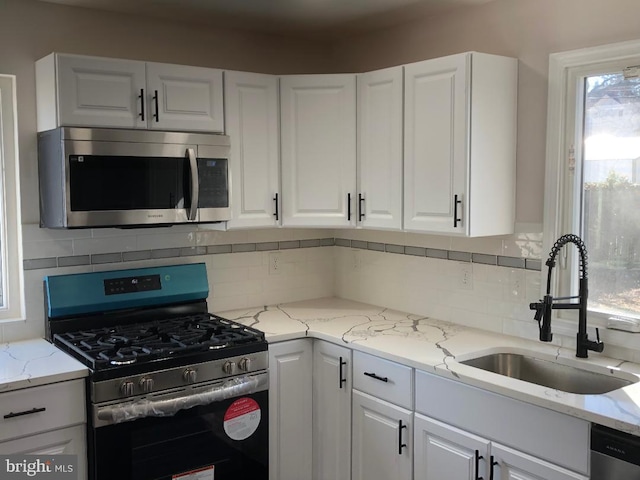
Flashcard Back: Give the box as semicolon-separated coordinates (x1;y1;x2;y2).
529;301;544;321
595;327;600;343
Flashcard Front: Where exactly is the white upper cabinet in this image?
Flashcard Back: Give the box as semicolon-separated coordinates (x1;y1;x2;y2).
357;66;404;230
37;54;147;131
404;52;517;236
36;53;223;132
280;74;357;227
224;71;280;229
146;62;224;132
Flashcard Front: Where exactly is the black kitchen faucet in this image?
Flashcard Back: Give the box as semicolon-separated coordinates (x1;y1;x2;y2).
529;234;604;358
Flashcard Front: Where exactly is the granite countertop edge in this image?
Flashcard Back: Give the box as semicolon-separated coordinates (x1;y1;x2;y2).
0;338;89;394
220;297;640;437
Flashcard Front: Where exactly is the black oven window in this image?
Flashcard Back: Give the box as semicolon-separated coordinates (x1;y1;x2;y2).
69;155;190;211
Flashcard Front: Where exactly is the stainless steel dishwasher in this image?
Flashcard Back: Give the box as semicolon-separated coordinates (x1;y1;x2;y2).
591;424;640;479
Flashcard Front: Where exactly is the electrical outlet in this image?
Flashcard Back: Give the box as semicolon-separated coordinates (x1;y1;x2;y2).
269;252;281;275
457;263;473;290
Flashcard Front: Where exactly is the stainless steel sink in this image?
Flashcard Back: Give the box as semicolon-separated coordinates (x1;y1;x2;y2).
459;352;638;394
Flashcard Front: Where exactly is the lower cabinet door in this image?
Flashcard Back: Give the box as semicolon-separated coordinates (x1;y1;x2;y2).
491;443;588;480
269;339;313;480
0;425;87;480
414;413;490;480
313;341;352;480
352;390;412;480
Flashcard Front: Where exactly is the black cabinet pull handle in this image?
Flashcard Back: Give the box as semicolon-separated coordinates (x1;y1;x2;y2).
454;194;462;227
273;193;279;221
339;356;347;389
475;450;484;480
153;90;159;122
363;372;388;383
4;407;46;419
138;88;145;121
398;419;407;454
358;193;365;221
489;456;498;480
347;193;352;221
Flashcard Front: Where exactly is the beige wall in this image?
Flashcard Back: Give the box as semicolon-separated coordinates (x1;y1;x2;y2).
0;0;333;223
331;0;640;225
5;0;640;227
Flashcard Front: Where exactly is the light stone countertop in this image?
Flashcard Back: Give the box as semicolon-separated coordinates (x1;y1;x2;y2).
219;296;640;437
0;338;88;393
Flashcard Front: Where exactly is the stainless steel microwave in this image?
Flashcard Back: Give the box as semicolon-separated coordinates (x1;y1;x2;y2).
38;127;231;228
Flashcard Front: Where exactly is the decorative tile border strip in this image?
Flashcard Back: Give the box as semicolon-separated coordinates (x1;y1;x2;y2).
334;238;542;271
22;237;542;271
23;238;336;271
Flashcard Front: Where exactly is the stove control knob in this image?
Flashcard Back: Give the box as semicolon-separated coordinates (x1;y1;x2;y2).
139;377;154;393
238;357;251;372
183;368;197;384
120;381;135;397
222;361;236;375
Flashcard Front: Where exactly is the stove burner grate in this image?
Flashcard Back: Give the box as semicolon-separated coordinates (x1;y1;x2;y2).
52;313;265;371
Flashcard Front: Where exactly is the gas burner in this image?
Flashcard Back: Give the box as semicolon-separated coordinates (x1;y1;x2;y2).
99;346;146;365
98;335;130;347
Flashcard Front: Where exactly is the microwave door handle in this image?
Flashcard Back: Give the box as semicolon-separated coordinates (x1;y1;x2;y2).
186;148;199;221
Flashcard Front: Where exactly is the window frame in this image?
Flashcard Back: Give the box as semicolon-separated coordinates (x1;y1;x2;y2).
0;75;25;323
544;39;640;341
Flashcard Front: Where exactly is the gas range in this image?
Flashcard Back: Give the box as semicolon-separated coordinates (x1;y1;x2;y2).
45;263;268;400
45;263;270;480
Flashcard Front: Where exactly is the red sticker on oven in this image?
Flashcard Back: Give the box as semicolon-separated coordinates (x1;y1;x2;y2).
172;465;214;480
223;397;261;441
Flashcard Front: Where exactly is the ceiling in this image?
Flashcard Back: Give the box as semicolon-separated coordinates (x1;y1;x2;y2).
36;0;494;36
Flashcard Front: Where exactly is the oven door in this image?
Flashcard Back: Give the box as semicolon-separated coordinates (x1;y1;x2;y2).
63;140;230;228
89;375;268;480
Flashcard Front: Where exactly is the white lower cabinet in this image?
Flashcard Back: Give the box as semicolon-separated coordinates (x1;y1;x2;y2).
352;390;412;480
0;379;87;480
313;341;352;480
414;370;589;480
491;443;588;480
414;413;490;480
0;425;87;479
269;339;313;480
414;414;588;480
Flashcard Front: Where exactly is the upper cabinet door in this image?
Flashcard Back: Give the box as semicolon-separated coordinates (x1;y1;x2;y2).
145;62;224;132
280;74;357;227
357;66;403;231
404;53;468;235
224;71;280;229
52;54;147;130
404;52;517;237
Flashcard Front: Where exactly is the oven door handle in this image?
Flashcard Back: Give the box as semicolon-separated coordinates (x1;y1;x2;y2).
96;374;265;426
187;148;199;221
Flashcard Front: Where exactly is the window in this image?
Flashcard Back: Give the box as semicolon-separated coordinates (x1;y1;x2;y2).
0;75;25;322
545;40;640;328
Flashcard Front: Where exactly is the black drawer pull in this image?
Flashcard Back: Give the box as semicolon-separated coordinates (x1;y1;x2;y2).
489;456;498;480
454;194;462;227
398;419;407;454
153;90;159;122
4;407;46;419
273;193;279;221
138;88;145;121
339;356;347;389
363;372;388;383
475;450;484;480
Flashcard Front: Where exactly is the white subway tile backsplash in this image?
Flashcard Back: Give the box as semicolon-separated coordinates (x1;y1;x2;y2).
23;239;73;259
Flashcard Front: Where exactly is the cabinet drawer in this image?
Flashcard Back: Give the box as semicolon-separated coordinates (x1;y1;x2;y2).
353;351;413;409
0;380;86;443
